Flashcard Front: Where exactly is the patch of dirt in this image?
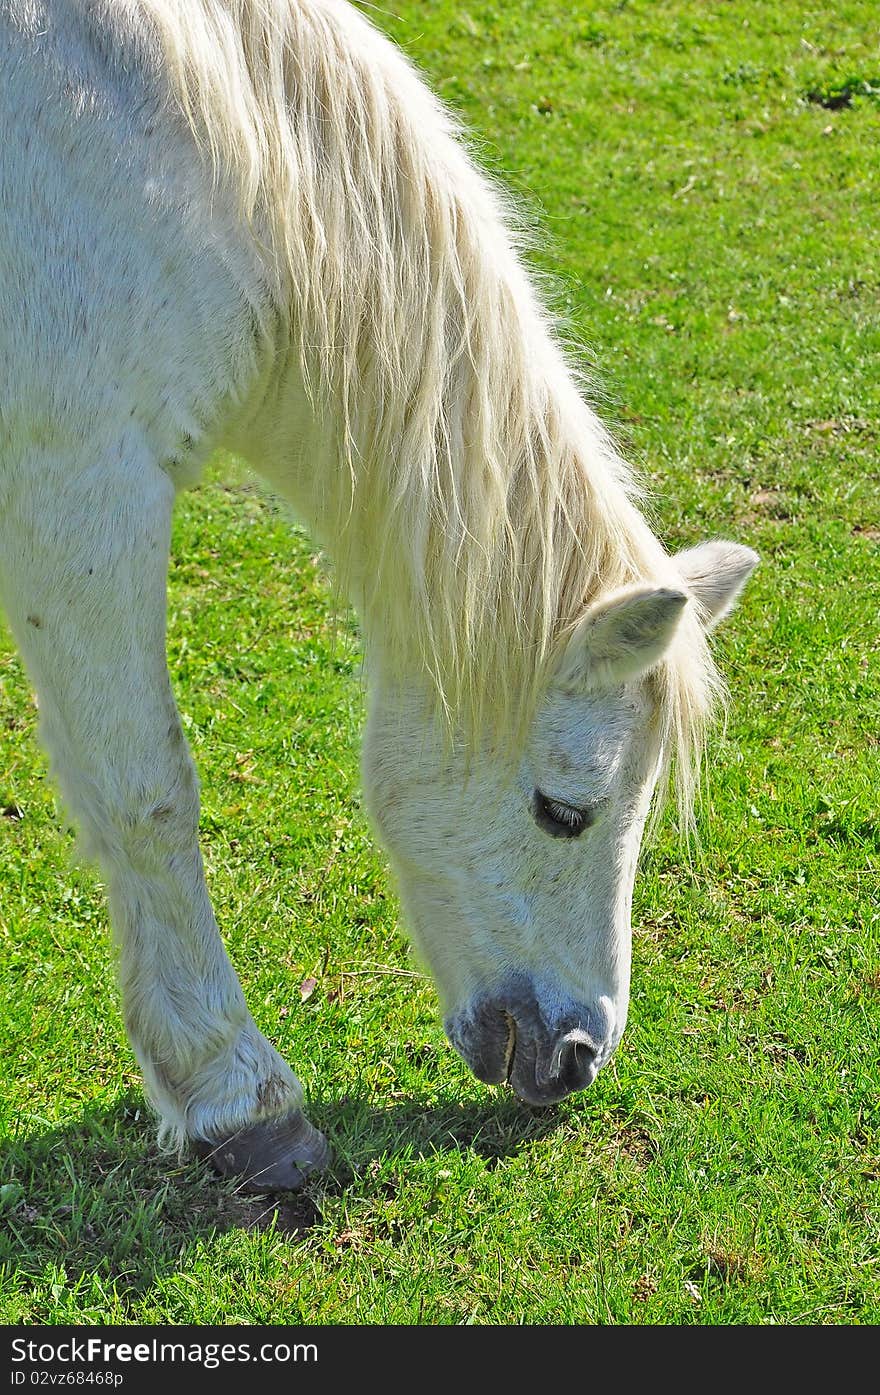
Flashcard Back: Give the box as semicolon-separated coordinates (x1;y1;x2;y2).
217;1190;322;1237
617;1125;658;1168
747;487;794;519
705;1247;757;1283
761;1034;808;1065
270;1195;323;1237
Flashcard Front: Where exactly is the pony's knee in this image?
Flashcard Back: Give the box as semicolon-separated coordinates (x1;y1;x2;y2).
54;755;201;872
111;781;200;870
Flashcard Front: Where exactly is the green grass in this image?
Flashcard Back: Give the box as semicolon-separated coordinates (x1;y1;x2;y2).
1;0;878;1324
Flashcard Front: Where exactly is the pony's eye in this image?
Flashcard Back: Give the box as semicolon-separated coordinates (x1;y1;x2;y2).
533;790;595;839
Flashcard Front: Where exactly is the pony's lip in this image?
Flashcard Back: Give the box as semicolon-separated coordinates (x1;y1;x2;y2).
444;1005;509;1084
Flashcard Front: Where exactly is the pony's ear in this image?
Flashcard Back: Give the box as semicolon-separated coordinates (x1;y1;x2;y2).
556;585;688;692
674;541;759;630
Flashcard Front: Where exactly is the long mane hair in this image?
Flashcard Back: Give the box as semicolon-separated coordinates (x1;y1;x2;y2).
140;0;721;822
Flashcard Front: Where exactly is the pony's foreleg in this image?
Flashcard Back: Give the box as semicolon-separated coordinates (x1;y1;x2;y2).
0;450;327;1189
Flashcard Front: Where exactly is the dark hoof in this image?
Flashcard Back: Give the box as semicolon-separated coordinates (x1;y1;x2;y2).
193;1111;331;1193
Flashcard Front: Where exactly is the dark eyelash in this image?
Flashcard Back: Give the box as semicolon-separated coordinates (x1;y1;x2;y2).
533;790;595;839
544;798;583;827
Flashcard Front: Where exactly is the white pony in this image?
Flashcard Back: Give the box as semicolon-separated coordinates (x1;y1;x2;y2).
0;0;757;1190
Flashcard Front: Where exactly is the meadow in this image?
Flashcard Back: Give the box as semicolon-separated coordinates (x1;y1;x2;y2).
0;0;878;1324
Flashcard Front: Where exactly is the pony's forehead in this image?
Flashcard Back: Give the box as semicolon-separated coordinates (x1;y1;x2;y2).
539;678;652;727
529;681;654;766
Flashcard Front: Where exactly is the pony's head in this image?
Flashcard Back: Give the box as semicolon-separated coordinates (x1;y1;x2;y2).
362;540;757;1104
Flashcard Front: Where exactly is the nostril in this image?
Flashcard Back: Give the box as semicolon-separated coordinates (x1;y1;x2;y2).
540;1027;599;1093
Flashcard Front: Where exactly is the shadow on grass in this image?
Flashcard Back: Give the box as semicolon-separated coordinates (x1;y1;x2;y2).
314;1091;561;1181
0;1089;561;1301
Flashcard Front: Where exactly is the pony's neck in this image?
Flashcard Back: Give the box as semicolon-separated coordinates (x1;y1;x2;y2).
203;0;666;737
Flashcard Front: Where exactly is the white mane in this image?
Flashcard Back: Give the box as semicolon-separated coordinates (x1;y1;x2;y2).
141;0;721;819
